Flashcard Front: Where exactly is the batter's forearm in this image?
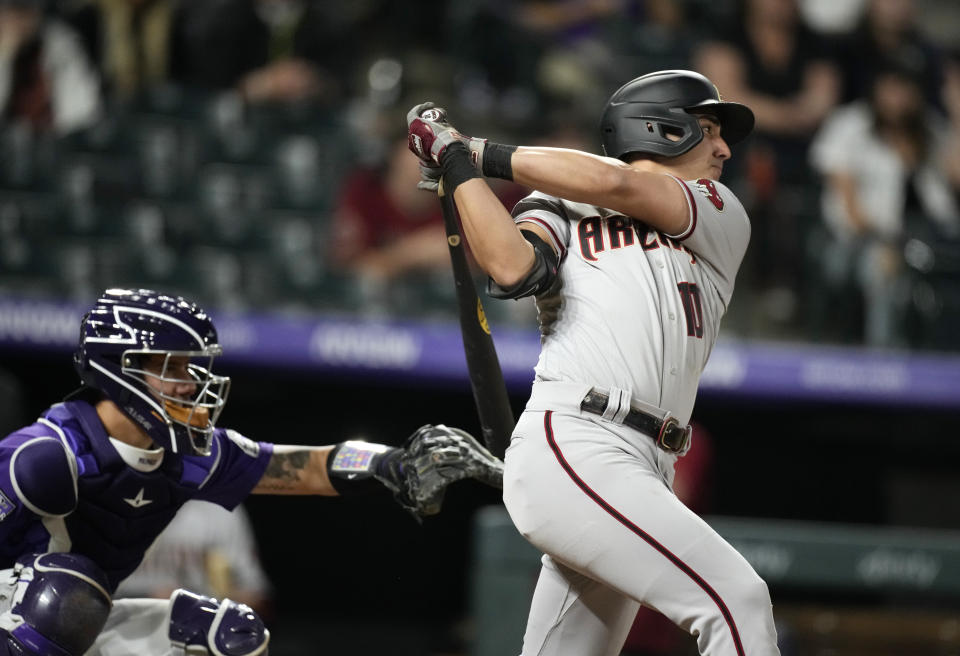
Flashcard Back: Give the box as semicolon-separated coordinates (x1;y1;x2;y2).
453;178;536;287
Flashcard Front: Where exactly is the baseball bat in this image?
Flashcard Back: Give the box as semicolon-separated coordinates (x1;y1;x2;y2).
438;180;514;460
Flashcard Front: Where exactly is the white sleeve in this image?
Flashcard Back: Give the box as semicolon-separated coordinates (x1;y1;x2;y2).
43;21;102;134
511;191;572;257
667;176;751;303
808;103;865;176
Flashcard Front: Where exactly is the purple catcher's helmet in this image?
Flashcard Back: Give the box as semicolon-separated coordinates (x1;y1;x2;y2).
74;288;230;456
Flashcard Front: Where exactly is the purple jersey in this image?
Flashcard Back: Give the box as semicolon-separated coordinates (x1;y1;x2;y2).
0;400;273;591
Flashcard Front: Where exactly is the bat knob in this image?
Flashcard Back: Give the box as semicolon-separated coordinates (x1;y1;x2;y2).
420;107;447;122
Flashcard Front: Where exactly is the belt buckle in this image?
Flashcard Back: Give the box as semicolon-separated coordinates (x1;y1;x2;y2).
656;417;691;454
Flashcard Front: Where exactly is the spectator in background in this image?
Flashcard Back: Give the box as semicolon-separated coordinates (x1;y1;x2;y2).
943;51;960;200
695;0;840;329
514;0;626;107
329;131;527;317
59;0;189;102
448;0;626;130
0;0;101;133
116;500;272;617
329;130;529;279
174;0;344;105
809;58;960;347
833;0;944;108
328;134;449;285
613;0;696;74
798;0;867;36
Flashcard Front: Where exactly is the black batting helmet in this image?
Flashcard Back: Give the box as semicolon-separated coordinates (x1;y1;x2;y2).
600;70;754;159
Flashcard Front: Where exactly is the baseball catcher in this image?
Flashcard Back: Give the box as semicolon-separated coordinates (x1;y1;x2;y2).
0;287;503;656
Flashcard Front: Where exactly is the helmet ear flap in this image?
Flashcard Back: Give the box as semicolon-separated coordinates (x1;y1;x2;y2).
599;69;753;159
120;351;143;373
73;347;87;377
602;103;704;160
73;311;93;378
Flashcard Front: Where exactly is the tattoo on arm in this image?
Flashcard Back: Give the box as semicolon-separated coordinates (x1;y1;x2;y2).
257;450;311;491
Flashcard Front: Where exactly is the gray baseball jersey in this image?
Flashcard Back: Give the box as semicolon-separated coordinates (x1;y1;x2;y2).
515;175;749;424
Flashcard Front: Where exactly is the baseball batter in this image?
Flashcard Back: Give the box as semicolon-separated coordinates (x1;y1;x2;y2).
408;70;780;655
0;288;503;656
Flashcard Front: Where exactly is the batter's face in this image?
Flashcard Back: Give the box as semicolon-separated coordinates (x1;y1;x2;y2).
669;116;731;181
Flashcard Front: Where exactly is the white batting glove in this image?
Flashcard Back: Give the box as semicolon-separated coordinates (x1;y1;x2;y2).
406;102;487;171
417;162;441;192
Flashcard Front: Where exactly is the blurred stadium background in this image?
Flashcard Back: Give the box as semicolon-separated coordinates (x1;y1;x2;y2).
1;0;960;654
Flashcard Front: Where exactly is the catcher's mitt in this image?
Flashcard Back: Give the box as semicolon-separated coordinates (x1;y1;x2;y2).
379;424;504;517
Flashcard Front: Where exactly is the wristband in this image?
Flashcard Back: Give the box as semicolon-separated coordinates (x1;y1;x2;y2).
440;142;480;193
481;143;518;181
326;441;400;496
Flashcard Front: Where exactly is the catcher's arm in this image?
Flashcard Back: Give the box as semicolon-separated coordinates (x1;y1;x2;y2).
251;445;336;495
251;426;503;518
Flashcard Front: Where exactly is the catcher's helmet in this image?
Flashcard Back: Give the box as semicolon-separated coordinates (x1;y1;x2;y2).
74;288;230;456
600;70;755;160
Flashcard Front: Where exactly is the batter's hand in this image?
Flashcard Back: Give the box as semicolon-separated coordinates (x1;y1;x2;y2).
384;423;504;518
406;102;488;170
417;162;441;192
407;102;460;164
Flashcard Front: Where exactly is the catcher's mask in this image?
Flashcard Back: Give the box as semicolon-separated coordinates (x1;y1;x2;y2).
74;288;230;456
600;69;755;160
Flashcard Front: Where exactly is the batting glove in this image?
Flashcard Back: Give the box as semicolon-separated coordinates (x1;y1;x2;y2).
406;102;488;170
417;162;441;192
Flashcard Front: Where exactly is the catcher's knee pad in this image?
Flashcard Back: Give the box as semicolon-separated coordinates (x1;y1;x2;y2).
168;589;269;656
0;552;112;656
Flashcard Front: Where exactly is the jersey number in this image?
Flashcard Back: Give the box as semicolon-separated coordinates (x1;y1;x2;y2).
677;282;704;338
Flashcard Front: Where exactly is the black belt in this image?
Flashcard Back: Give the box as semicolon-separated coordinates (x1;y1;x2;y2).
579;388;691;454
